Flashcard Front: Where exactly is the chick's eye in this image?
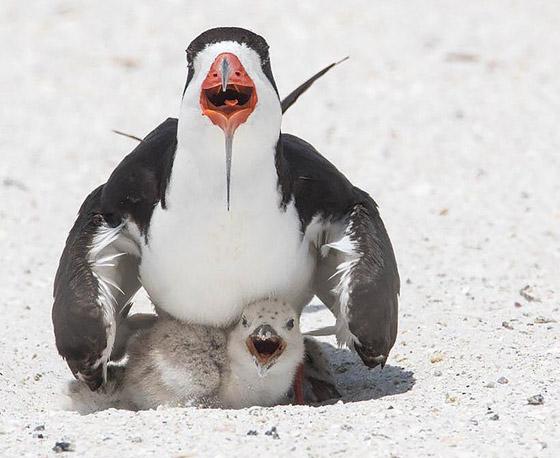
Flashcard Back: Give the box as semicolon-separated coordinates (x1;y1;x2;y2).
286;318;295;330
241;316;248;327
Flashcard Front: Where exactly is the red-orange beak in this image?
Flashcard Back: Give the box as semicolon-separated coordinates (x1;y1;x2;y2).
200;53;258;211
200;52;258;134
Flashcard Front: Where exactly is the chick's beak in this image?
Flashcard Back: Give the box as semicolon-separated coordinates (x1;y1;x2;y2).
246;324;286;376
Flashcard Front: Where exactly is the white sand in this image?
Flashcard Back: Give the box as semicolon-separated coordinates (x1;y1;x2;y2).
1;1;559;456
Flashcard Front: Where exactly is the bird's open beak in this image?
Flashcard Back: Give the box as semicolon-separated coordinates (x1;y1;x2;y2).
246;324;286;377
200;53;257;132
200;53;258;210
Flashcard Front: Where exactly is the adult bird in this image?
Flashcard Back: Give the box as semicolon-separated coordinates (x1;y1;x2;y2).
53;27;400;391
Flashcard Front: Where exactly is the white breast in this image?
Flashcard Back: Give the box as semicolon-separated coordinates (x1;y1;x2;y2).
139;141;315;326
219;364;294;409
139;48;317;326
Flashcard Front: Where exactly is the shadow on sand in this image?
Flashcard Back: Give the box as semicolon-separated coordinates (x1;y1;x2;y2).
314;341;415;404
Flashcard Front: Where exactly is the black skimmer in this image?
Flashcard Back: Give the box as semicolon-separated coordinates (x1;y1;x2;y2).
53;27;400;392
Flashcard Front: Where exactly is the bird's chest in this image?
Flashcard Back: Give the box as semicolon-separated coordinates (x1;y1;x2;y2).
220;366;291;409
139;195;314;325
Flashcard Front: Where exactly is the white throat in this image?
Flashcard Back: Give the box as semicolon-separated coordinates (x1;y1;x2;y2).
171;118;281;212
219;335;299;409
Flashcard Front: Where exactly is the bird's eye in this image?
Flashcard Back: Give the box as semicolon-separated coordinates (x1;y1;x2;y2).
286;318;295;330
241;316;248;327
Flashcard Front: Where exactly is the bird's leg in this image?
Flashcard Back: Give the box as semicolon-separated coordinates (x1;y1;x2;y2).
293;362;305;405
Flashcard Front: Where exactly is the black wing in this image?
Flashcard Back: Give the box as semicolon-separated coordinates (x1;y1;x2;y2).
280;134;400;368
52;118;177;390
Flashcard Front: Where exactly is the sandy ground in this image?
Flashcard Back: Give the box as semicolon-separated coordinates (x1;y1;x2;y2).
1;0;559;456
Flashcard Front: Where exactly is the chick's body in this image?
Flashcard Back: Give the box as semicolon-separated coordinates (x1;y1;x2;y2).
69;299;305;411
123;319;228;409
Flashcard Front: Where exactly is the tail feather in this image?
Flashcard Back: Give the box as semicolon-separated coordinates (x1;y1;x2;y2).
281;57;349;113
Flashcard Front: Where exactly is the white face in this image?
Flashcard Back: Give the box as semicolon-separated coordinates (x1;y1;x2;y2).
228;299;304;378
179;41;282;144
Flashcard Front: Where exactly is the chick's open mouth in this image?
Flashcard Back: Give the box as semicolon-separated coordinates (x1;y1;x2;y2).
246;335;286;365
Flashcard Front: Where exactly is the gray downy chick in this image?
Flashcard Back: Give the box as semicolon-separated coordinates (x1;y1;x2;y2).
67;298;304;412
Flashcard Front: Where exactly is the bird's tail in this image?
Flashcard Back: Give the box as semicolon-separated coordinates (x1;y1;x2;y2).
280;57;349;113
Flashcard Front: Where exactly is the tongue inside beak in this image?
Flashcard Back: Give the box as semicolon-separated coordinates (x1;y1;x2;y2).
246;329;286;377
200;53;258;210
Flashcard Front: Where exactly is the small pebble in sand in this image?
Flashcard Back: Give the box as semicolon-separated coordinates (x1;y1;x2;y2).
2;177;28;191
265;427;280;439
497;376;509;384
514;302;522;308
34;425;45;431
502;321;514;330
485;382;495;388
519;285;540;302
246;430;258;436
53;441;75;453
527;394;544;405
430;353;444;363
534;316;556;324
445;393;457;404
434;370;442;377
489;414;499;421
130;437;142;443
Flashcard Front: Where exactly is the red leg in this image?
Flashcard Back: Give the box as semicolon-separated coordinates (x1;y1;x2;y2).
293;362;305;405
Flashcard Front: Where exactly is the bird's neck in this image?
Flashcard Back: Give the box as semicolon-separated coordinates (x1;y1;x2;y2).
168;120;282;211
219;338;270;408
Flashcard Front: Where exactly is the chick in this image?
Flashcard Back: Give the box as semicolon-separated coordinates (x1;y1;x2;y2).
67;298;304;411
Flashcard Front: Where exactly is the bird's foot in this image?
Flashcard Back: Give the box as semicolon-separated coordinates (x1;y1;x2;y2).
293;362;305;405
